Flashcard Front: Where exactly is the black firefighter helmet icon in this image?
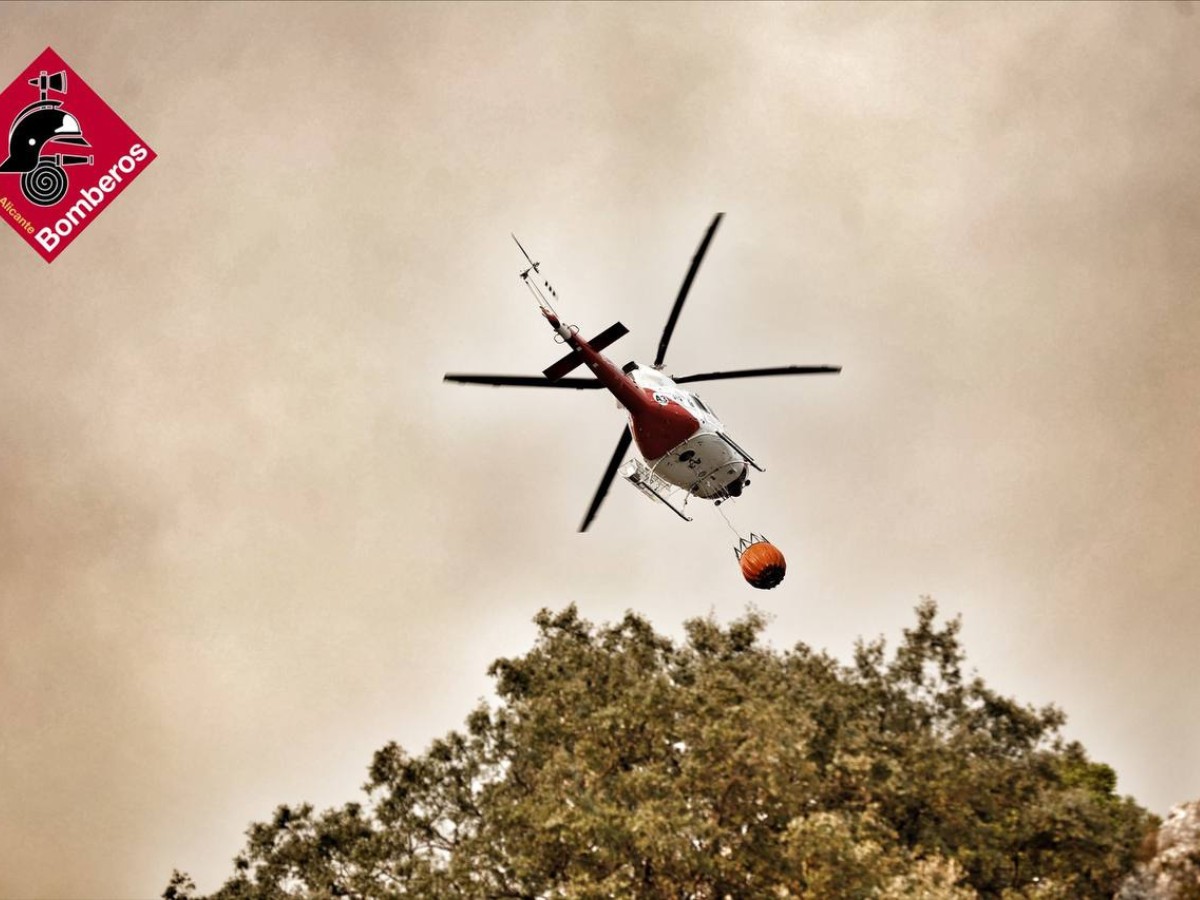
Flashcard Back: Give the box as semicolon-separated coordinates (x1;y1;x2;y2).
0;69;93;207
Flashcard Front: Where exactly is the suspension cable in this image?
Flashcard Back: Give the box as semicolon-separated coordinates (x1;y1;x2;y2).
716;500;744;542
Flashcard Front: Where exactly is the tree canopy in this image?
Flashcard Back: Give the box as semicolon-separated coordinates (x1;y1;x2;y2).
167;601;1154;899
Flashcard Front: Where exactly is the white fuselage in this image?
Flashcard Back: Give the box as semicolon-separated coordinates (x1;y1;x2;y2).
627;367;748;499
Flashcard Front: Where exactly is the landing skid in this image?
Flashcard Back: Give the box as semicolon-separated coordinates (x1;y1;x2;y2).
620;459;693;522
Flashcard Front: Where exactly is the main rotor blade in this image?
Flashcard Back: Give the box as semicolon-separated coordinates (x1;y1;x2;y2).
673;365;842;385
443;374;603;389
580;425;632;532
655;213;724;366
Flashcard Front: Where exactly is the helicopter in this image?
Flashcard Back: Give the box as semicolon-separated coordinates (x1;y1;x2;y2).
444;213;841;533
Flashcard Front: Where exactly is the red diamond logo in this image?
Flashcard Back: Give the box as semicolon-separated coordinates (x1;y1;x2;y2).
0;47;156;262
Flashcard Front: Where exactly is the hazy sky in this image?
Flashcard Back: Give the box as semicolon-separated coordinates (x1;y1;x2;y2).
2;2;1197;897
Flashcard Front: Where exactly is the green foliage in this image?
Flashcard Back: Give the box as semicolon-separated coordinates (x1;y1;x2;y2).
163;870;197;900
170;601;1155;899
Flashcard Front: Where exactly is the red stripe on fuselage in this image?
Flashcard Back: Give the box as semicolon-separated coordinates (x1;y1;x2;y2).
629;388;701;460
544;309;699;460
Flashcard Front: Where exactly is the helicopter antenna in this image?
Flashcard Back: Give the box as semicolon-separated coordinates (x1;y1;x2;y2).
512;233;539;276
512;233;562;318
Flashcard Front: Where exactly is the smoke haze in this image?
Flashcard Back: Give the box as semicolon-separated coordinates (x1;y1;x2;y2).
1;2;1197;896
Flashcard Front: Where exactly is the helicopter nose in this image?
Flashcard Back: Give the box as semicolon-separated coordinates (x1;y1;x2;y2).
724;463;749;497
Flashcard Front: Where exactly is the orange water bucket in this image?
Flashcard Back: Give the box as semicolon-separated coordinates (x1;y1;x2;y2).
735;536;786;589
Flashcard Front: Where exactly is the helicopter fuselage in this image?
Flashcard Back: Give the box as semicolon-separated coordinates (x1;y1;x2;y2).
544;307;749;500
625;366;748;499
